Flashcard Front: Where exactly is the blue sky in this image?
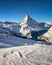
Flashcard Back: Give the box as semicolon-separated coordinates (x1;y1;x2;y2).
0;0;52;22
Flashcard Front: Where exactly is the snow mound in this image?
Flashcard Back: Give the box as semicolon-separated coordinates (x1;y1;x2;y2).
38;27;52;43
0;44;52;65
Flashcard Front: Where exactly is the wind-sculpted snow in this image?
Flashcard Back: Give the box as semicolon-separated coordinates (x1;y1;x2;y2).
0;44;52;65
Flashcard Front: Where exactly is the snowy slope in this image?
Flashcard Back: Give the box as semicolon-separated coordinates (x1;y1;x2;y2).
0;36;36;48
0;22;36;48
38;27;52;43
0;44;52;65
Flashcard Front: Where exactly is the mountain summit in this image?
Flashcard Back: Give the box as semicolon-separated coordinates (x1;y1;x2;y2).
20;14;42;29
20;14;43;38
23;14;30;22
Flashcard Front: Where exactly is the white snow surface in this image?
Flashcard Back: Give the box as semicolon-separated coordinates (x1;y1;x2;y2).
0;44;52;65
38;27;52;43
0;35;36;48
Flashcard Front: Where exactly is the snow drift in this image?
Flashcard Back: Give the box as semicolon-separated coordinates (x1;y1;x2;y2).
0;44;52;65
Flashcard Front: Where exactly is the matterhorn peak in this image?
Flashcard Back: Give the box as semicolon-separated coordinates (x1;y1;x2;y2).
23;14;30;21
25;14;29;18
20;14;42;30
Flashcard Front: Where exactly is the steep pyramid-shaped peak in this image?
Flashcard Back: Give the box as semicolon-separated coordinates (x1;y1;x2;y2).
20;14;32;26
22;14;39;25
20;14;42;32
23;14;30;21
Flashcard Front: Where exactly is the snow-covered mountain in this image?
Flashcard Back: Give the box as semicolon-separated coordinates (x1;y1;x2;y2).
20;14;42;30
20;14;43;38
0;14;44;48
0;15;52;65
0;14;52;48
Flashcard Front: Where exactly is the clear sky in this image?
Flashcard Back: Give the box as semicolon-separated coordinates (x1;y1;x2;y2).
0;0;52;22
